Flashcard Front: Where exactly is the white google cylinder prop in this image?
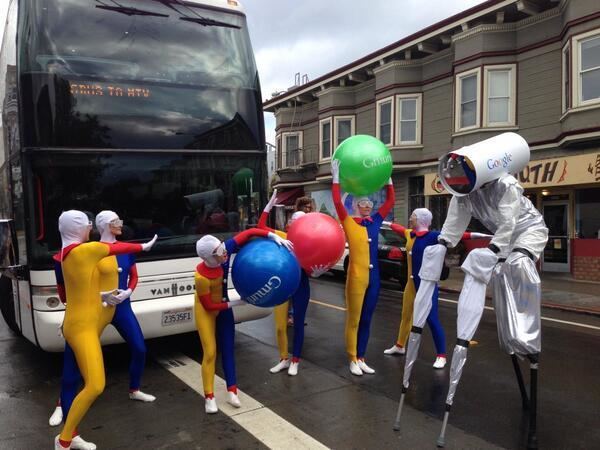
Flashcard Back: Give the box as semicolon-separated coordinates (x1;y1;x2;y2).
438;132;530;196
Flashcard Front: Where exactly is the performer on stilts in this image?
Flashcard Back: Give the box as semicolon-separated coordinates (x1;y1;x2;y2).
331;159;395;376
383;209;490;369
393;133;548;449
258;191;327;376
54;211;157;450
194;228;292;413
50;211;155;438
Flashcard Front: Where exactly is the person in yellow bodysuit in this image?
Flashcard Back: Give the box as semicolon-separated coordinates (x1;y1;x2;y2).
54;210;156;450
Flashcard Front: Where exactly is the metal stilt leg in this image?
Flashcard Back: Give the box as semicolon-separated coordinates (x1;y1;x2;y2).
436;404;451;448
511;354;529;410
393;386;407;431
393;327;423;431
527;355;539;449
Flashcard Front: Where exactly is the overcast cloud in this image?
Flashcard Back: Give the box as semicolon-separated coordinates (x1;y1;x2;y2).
0;0;487;144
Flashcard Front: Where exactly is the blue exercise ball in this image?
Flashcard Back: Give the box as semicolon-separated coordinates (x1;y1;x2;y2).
231;238;301;308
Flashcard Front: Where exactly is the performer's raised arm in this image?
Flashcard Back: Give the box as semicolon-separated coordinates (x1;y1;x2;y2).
331;160;348;221
377;178;395;219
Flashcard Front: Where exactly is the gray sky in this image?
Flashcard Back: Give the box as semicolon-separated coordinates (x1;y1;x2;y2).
0;0;487;144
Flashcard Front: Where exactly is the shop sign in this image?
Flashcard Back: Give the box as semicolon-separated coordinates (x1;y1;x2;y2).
424;152;600;195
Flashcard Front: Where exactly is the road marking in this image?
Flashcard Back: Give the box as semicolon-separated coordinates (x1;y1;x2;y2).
310;295;600;332
309;299;346;311
155;353;330;450
437;297;600;331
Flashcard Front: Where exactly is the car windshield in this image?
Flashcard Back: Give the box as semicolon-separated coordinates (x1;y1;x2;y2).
27;151;265;268
379;229;406;247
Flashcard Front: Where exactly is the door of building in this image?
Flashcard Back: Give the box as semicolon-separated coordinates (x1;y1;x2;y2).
542;200;570;272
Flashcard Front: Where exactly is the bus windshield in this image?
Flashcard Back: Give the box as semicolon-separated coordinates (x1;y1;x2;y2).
18;0;263;150
27;151;265;269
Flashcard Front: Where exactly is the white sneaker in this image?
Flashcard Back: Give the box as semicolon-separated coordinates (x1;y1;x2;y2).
433;356;447;369
383;344;406;356
129;390;156;402
205;397;218;414
349;361;363;376
49;406;63;426
71;435;97;450
288;361;299;376
269;359;290;374
227;391;241;408
357;359;375;374
54;435;71;450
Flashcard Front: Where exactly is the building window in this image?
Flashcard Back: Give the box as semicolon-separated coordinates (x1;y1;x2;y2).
579;34;600;104
281;132;302;168
429;195;450;231
276;135;282;169
408;176;424;214
562;43;571;112
455;68;480;131
376;97;394;145
484;65;516;127
334;115;355;148
395;94;422;145
319;118;332;161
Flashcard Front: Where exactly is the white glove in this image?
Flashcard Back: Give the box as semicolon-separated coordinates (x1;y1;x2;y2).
331;159;340;183
387;177;393;185
227;300;245;308
382;221;392;228
268;232;294;251
264;189;278;213
101;290;123;306
141;234;158;251
114;288;132;302
310;264;329;278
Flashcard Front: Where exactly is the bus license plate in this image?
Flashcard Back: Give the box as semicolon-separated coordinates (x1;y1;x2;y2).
161;308;193;326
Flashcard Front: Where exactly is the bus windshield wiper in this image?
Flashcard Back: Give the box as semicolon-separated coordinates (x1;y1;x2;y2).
96;4;169;17
179;16;240;29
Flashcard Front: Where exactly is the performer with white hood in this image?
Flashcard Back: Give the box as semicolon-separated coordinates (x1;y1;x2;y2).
54;211;157;450
393;133;548;449
49;211;156;437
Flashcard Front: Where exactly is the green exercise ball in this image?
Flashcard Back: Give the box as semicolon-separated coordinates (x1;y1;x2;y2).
333;135;392;195
232;168;254;195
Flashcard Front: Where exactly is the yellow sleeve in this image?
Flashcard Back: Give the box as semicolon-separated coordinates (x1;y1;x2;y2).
194;272;211;297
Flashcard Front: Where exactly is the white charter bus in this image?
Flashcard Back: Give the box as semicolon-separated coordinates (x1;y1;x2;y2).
0;0;270;351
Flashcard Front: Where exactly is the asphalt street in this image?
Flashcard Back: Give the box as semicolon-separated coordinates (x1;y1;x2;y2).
1;275;599;449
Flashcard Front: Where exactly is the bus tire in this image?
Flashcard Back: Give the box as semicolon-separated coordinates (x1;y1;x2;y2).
0;276;20;335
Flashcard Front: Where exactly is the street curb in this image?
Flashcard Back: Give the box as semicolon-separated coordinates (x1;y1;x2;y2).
438;287;600;317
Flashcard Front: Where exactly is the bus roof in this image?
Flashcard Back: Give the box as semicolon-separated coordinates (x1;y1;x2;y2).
186;0;245;15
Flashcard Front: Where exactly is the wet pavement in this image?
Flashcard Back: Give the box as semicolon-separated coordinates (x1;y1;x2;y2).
1;275;599;449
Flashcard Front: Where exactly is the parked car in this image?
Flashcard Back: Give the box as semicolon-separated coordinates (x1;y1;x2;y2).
331;228;408;288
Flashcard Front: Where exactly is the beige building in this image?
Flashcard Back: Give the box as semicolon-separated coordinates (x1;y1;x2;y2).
264;0;600;279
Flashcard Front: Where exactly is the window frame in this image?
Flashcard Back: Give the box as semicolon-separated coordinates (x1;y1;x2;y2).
319;118;332;162
562;41;571;113
483;64;517;127
454;67;481;132
395;93;422;146
281;131;303;168
573;29;600;108
333;115;356;150
376;96;394;145
276;135;282;169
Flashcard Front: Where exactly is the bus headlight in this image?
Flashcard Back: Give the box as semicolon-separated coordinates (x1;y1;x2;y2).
46;297;60;308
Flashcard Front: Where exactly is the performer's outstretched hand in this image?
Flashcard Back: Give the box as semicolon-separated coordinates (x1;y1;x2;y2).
310;264;329;278
142;234;158;251
268;232;294;251
264;189;278;213
331;159;340;183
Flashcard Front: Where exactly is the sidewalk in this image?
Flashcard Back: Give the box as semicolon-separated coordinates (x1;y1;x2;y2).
438;268;600;316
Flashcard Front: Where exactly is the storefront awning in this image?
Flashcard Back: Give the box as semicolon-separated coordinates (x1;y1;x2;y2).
275;187;304;206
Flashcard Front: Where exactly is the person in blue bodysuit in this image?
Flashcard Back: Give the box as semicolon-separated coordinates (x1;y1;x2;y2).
49;211;155;440
194;228;293;413
331;160;395;376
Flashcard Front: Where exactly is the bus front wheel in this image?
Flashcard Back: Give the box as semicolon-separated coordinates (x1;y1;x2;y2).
0;276;20;335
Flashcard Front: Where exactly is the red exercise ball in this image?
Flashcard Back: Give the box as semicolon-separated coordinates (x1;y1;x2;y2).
287;212;346;277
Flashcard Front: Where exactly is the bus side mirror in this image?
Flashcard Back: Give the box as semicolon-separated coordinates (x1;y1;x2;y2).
0;219;27;280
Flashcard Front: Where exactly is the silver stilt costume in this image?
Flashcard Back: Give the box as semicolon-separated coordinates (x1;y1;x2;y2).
395;133;548;449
